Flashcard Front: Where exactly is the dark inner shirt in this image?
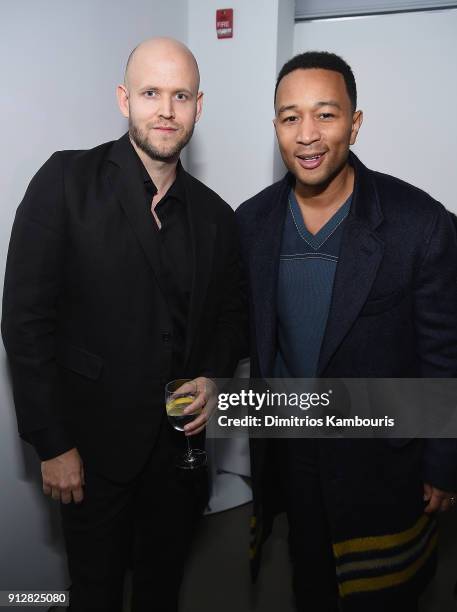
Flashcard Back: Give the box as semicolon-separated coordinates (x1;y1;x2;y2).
140;157;192;378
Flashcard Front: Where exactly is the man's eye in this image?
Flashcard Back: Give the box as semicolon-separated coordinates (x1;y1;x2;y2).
283;116;298;123
319;113;334;119
144;90;157;98
175;93;188;101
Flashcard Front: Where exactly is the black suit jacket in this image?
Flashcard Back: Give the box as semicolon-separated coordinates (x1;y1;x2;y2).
2;133;245;481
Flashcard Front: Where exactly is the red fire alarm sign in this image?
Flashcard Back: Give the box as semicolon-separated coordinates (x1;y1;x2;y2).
216;8;233;39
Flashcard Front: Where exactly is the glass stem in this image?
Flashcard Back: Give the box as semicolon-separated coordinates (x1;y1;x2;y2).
186;435;193;456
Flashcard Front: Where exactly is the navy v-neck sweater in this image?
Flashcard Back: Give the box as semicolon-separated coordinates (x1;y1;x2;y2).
274;190;352;378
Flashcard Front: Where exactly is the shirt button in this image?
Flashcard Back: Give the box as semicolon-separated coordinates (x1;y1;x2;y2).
162;332;172;343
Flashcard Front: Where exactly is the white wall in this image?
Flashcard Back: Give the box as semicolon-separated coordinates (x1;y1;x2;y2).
188;5;457;212
185;0;295;517
0;0;187;591
294;9;457;211
187;0;295;209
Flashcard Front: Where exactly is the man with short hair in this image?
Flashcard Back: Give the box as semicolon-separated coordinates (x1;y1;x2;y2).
2;37;245;612
236;51;457;611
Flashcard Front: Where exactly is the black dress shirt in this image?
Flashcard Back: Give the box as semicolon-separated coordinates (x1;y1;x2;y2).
140;156;192;379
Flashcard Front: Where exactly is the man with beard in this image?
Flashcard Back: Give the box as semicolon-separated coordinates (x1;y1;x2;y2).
236;51;457;611
2;38;244;612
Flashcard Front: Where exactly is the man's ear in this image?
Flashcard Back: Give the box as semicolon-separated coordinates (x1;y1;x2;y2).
116;84;130;119
195;91;204;123
350;110;363;145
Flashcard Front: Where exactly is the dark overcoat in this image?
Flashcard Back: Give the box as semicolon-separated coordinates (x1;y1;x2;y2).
236;152;457;605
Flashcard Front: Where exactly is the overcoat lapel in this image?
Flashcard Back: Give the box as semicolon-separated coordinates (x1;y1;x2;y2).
316;220;384;374
317;153;385;374
250;176;291;377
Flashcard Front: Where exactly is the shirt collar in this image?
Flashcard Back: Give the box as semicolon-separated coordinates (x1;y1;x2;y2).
128;140;185;205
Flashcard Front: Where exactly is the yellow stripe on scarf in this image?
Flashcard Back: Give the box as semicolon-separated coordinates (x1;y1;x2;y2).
333;514;430;558
338;532;438;597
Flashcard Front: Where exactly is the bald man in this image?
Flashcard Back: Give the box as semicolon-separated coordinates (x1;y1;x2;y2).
2;38;245;611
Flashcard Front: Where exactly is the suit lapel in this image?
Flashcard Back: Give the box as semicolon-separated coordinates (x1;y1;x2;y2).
317;153;385;374
107;135;217;365
181;172;216;366
107;134;168;297
250;176;290;377
107;134;218;367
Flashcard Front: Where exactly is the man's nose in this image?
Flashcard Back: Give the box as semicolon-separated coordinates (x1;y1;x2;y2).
296;115;320;145
159;96;175;119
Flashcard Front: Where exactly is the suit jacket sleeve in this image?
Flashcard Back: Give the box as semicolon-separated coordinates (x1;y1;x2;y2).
2;152;75;460
414;203;457;491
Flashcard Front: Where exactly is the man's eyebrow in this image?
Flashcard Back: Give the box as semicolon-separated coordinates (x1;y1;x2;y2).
277;104;299;115
139;86;194;95
277;100;343;114
315;100;342;109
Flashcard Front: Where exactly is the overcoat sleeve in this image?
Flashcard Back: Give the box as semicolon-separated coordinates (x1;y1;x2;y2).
414;204;457;491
